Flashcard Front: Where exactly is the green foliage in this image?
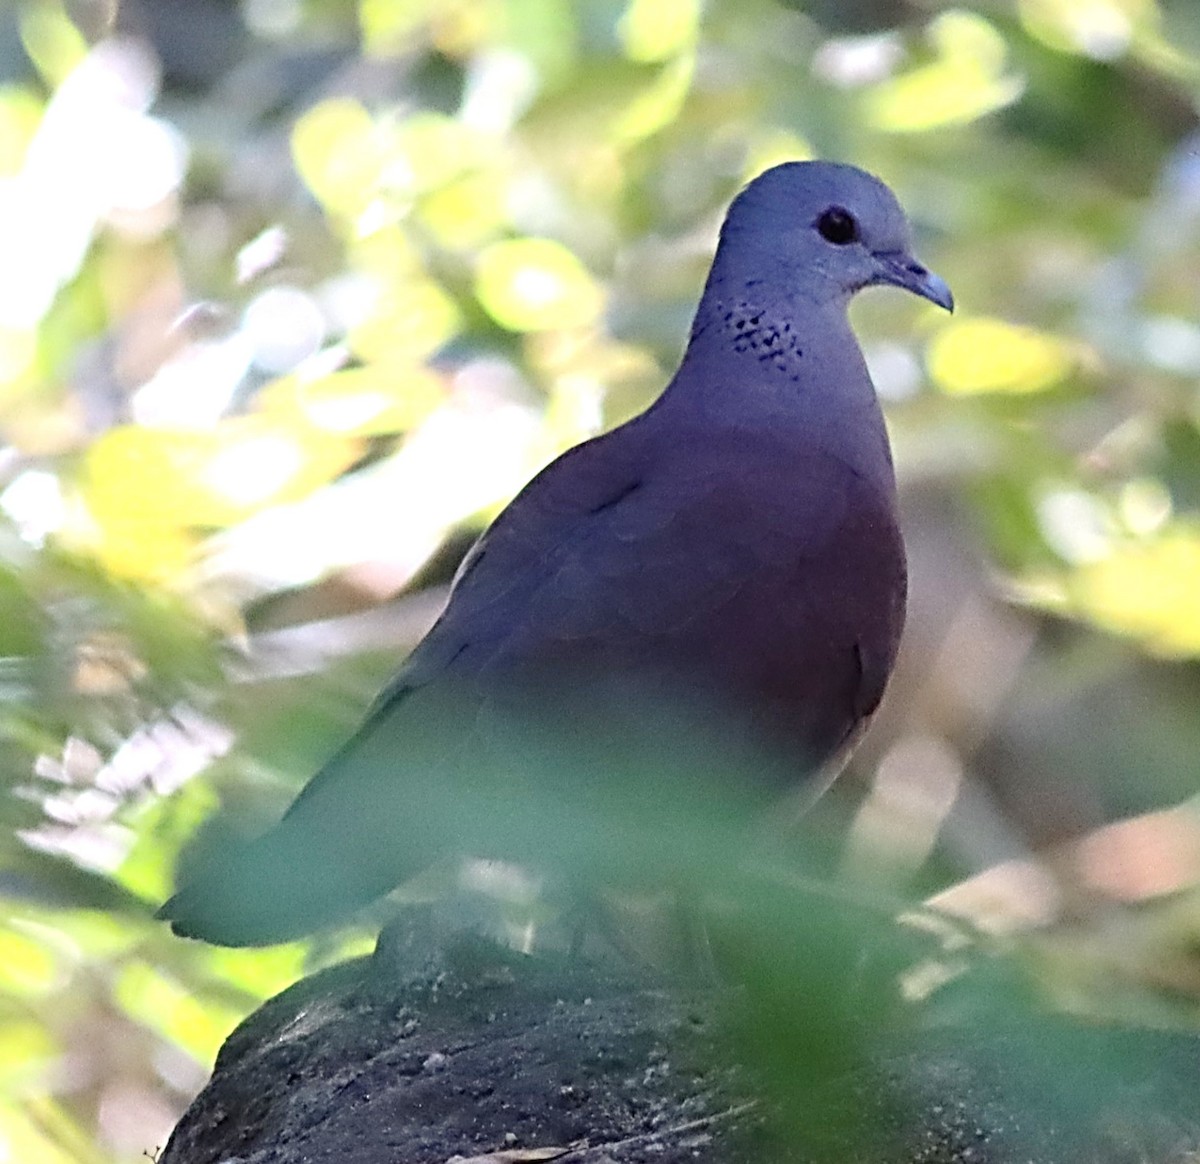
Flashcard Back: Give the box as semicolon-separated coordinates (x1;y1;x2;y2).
0;0;1197;1158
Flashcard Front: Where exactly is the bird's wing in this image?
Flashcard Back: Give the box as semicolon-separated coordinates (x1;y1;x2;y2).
368;419;657;704
367;416;876;696
346;415;900;775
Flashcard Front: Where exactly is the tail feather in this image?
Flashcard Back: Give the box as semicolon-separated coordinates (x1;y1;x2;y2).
156;825;398;946
158;693;448;945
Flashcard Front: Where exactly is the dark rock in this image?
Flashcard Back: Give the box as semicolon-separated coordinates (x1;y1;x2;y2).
161;933;1200;1164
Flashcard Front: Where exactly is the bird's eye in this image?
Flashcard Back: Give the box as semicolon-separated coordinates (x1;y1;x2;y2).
816;206;859;245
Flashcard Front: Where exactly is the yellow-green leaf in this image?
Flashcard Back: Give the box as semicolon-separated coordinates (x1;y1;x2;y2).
928;316;1077;395
476;238;602;332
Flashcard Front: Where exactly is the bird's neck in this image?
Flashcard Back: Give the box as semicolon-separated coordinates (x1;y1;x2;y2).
662;277;897;494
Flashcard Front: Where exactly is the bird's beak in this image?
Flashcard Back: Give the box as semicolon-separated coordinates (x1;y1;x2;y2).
871;251;955;313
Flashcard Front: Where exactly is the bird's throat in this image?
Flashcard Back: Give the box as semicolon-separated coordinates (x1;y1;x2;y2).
674;294;896;495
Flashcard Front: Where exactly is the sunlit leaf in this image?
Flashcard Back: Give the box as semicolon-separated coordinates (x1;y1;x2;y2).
429;3;498;56
0;926;60;998
292;98;381;219
349;224;423;280
928;316;1077;394
0;1098;78;1164
360;0;435;56
75;514;196;586
864;11;1024;133
201;943;311;1001
116;779;221;903
500;0;579;87
0;86;43;177
260;365;447;437
610;56;694;144
743;129;815;181
475;238;603;332
1072;525;1200;657
348;278;462;363
527;331;664;448
18;908;138;963
418;170;512;249
399;112;493;192
618;0;700;62
79;421;362;583
18;4;87;88
0;327;38;390
1018;0;1156;60
115;961;242;1065
0;1021;56;1091
1119;477;1172;536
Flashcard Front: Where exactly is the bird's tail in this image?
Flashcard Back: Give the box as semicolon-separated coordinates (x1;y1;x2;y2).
155;813;401;946
159;753;425;947
157;687;475;946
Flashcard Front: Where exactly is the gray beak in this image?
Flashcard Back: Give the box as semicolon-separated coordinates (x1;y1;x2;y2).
872;251;955;312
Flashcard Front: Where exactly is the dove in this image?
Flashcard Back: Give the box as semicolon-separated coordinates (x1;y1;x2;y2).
160;161;953;945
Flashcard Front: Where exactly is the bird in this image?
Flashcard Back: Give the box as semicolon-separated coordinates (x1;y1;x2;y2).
159;161;953;947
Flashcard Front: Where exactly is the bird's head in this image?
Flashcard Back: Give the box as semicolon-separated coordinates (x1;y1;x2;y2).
716;161;953;313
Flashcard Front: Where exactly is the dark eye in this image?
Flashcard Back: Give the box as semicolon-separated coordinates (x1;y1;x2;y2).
816;206;859;245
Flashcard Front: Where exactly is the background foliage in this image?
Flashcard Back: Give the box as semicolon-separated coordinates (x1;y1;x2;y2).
0;0;1198;1158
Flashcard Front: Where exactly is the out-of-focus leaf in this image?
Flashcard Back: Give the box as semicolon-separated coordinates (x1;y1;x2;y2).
0;1020;57;1091
864;11;1024;132
360;0;439;56
0;926;60;999
0;1098;81;1164
17;908;137;962
610;55;695;144
618;0;701;62
743;129;816;181
1018;0;1158;59
115;778;221;903
0;85;42;176
1160;418;1200;510
475;238;603;332
291;98;381;221
197;943;313;1003
928;316;1079;394
500;0;579;87
18;3;87;87
0;566;47;658
259;365;447;438
418;170;512;248
115;961;242;1065
1071;524;1200;656
78;420;362;583
398;112;497;193
347;278;462;363
0;326;38;393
